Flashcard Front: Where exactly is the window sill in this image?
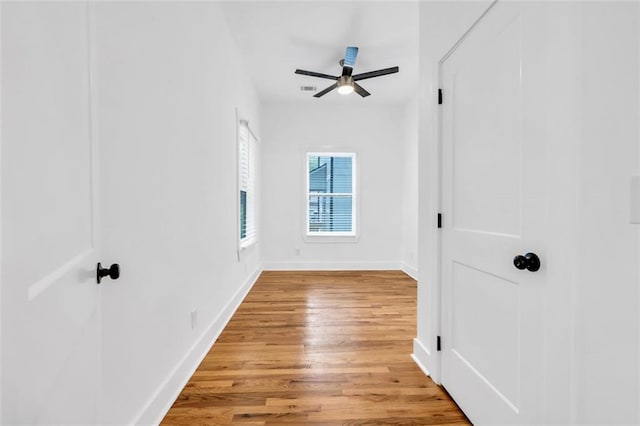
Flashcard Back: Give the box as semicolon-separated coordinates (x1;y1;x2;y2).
239;238;257;251
303;234;359;244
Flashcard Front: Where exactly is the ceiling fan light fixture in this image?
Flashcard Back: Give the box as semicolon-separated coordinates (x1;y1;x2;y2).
337;76;354;95
337;84;354;95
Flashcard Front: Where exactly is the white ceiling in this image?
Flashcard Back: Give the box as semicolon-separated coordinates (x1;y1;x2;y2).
220;1;419;105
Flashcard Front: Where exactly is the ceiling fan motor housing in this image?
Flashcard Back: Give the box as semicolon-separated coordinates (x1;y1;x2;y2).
337;75;353;88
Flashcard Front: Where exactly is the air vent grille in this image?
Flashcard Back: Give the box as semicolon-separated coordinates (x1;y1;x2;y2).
300;86;317;92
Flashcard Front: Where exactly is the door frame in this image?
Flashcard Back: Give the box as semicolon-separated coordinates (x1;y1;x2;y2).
433;0;498;384
0;1;3;421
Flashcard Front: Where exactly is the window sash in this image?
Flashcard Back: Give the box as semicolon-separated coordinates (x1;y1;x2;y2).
239;120;257;247
306;152;356;236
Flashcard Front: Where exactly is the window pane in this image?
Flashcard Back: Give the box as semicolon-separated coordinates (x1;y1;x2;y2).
240;190;247;239
308;156;352;194
309;160;327;193
308;195;352;233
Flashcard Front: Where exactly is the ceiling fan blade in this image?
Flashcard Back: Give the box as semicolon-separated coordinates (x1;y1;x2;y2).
353;83;371;98
295;69;338;80
314;83;338;98
352;66;399;81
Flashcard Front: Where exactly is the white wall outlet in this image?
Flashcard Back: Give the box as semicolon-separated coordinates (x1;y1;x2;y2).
190;309;198;330
295;248;300;256
631;176;640;224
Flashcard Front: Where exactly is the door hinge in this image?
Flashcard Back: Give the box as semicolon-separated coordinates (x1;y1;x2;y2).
438;88;443;105
437;213;442;229
437;336;442;351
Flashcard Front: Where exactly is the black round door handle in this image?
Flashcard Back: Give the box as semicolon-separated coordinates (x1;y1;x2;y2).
513;253;540;272
97;263;120;284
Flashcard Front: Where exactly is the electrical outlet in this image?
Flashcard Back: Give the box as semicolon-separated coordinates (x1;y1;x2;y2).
190;309;198;330
295;248;300;256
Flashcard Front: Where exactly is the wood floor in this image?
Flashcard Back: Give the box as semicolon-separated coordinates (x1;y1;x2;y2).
162;271;469;425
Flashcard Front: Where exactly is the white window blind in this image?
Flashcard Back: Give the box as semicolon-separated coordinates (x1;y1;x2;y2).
239;120;257;247
306;152;356;236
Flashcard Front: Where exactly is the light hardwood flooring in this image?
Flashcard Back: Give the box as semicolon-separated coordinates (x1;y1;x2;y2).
162;271;469;425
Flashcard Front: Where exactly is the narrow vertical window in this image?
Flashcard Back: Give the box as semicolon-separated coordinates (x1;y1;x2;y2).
239;120;257;247
306;153;356;236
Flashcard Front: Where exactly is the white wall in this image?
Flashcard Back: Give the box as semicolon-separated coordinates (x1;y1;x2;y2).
573;3;639;423
95;3;262;424
261;103;411;271
416;1;640;424
401;98;419;278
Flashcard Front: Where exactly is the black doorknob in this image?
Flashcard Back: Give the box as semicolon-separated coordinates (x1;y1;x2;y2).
97;263;120;284
513;253;541;272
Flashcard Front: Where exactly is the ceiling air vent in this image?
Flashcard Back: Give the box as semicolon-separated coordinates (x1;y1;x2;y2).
300;85;317;92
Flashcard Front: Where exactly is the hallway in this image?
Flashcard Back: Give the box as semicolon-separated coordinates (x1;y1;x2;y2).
2;1;640;423
162;271;468;424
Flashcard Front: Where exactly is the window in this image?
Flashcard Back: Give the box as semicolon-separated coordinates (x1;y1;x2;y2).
239;119;257;248
306;152;356;236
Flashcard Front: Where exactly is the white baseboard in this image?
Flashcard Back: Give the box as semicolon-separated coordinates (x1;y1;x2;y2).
262;260;403;271
401;263;418;280
412;337;435;381
133;265;263;425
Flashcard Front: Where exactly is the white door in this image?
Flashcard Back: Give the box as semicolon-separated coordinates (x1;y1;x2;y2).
2;3;104;423
440;2;548;424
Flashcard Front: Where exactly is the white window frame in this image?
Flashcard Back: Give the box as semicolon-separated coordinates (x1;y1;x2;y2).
238;117;257;250
305;152;357;239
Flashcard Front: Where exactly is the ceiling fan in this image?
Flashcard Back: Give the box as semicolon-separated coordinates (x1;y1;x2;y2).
295;46;399;98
